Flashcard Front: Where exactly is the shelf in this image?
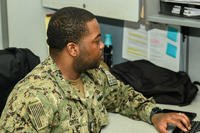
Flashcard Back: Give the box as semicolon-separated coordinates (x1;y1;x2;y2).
147;14;200;28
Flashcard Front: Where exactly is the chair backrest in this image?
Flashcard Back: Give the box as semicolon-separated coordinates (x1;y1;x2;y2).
0;47;40;115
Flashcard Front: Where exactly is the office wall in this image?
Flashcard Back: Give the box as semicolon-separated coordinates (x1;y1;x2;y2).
188;28;200;81
6;0;48;61
0;2;3;49
98;17;127;65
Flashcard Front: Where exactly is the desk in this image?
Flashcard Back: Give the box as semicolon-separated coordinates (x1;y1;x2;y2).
101;91;200;133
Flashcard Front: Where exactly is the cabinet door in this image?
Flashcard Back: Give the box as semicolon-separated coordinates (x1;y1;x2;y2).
85;0;139;22
43;0;84;9
42;0;139;22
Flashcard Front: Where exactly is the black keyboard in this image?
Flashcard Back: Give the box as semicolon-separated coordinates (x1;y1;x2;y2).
189;121;200;133
173;121;200;133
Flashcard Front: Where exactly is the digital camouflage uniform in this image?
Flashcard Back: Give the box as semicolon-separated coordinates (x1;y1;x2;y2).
0;56;156;133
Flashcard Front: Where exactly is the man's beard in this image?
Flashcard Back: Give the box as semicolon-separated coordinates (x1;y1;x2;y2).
74;55;101;73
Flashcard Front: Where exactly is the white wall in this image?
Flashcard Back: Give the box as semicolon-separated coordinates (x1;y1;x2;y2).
7;0;48;61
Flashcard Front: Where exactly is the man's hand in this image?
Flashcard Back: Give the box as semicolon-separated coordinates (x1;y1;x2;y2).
151;112;191;133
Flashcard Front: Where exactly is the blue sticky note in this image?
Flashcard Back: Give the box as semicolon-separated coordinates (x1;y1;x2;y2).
166;43;177;58
167;27;178;42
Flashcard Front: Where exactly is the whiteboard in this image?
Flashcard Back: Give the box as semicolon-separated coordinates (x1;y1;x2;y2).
42;0;140;22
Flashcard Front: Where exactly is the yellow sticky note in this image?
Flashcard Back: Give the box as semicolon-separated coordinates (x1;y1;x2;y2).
45;15;52;30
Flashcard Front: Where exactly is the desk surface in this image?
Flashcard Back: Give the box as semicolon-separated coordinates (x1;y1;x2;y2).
101;91;200;133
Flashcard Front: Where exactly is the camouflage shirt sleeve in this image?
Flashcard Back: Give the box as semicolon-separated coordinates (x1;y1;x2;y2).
0;80;55;132
89;62;156;124
104;78;156;123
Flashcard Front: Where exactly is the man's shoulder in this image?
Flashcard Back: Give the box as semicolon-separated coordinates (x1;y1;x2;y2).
85;61;118;86
17;57;56;85
11;61;58;99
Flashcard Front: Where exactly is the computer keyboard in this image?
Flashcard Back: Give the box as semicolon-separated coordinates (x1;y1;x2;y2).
189;121;200;133
173;121;200;133
163;109;199;133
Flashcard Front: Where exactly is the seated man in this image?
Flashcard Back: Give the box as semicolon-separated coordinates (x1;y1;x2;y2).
0;7;191;133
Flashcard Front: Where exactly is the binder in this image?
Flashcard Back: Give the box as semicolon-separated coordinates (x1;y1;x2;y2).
160;0;200;18
183;7;200;16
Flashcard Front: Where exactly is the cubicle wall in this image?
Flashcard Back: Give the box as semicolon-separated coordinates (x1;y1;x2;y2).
0;3;3;49
6;0;48;61
0;0;8;49
98;17;127;65
188;29;200;81
145;0;200;82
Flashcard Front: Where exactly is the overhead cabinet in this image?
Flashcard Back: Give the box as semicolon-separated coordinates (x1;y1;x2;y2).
42;0;140;22
145;0;200;28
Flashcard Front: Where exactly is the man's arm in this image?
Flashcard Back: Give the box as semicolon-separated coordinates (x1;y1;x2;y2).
103;77;156;123
0;86;54;132
94;63;157;123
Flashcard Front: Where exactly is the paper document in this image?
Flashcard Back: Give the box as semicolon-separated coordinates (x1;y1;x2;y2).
148;26;181;72
183;7;200;16
122;22;148;61
45;15;51;30
122;22;181;71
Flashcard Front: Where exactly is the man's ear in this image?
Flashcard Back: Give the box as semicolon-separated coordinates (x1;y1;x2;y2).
65;42;79;57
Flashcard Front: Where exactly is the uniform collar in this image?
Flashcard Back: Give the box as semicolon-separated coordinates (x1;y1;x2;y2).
46;56;96;102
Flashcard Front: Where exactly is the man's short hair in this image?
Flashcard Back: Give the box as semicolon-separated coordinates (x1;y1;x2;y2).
47;7;96;50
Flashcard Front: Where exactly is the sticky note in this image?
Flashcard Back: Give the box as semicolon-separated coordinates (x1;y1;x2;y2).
167;27;178;42
166;43;177;58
